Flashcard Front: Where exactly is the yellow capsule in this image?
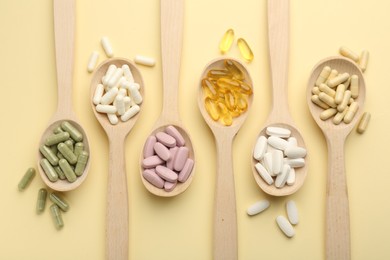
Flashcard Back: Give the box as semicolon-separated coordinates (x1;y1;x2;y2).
229;108;242;118
217;78;240;93
237;80;253;95
224;91;237;111
217;101;229;115
219;29;234;54
224;59;244;80
357;112;371;134
204;97;220;121
236;94;248;110
237;38;254;62
207;69;233;80
202;78;218;100
221;113;233;126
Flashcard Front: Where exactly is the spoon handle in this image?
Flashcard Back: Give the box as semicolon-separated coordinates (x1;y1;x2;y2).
106;136;129;260
160;0;184;123
267;0;292;122
214;133;237;260
326;136;351;260
53;0;75;117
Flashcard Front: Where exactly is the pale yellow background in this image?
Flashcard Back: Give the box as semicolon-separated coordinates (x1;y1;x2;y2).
1;0;389;259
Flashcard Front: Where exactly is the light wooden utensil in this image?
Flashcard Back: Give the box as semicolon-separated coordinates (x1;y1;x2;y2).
90;58;145;260
198;57;253;260
307;56;365;260
252;0;308;196
37;0;90;192
140;0;195;197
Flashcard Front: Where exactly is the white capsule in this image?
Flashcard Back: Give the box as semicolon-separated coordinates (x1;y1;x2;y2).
255;163;273;185
93;84;105;105
284;146;307;159
266;126;291;138
268;136;289;150
287;137;297;148
107;68;124;89
129;83;143;104
286;168;295;186
359;50;369;72
96;105;117;114
107;113;118;125
134;55;156;67
122;64;135;83
275;164;290;188
253;136;267;161
117;88;127;98
284;158;305;168
114;76;127;89
262;152;273;176
123;96;131;110
276;216;295;238
87;51;99;73
247;200;270;216
101;36;114;57
102;64;117;86
121;105;140;122
286;200;299;225
272;150;283;175
100;87;118;105
115;95;126;116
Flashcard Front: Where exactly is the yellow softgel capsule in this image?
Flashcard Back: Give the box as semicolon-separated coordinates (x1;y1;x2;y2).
224;59;244;80
208;69;233;79
237;38;254;62
204;98;220;121
224;91;237;111
202;78;218;100
219;29;234;54
217;78;240;93
220;113;233;126
237;80;253;95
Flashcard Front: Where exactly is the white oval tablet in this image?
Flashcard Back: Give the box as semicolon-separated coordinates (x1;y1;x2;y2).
247;200;270;216
286;200;299;225
255;163;273;185
284;147;307;159
275;164;290;188
266;126;291;138
253;136;267;161
268;136;289;150
276;216;295;238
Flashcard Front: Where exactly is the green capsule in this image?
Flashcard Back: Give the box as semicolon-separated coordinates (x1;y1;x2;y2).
50;145;58;155
50;204;64;229
75;151;89;176
64;139;74;152
49;193;70;212
57;143;77;165
57;152;65;160
18;167;36;191
45;132;70;146
54;166;66;180
36;188;47;214
74;142;84;158
58;159;77;183
53;126;64;134
40;159;58;182
61;121;83;142
39;145;59;166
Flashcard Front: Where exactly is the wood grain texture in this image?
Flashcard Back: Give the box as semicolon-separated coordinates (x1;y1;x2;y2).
306;56;366;260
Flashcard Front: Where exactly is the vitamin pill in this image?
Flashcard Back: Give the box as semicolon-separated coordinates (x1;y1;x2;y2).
357;112;371;134
237;38;254;62
49;193;69;212
311;86;320;95
311;95;330;109
155;165;178;182
129;83;143;104
164;181;177;192
268;136;289;150
101;88;119;106
102;64;117;85
315;66;331;86
359;50;369;72
219;29;234;54
287;137;297;147
58;143;77;165
318;92;337;108
335;84;346;104
339;46;359;62
284;147;307;159
285;158;305;168
166;147;179;170
350;75;359;99
39;145;59;166
45;132;70;146
36;188;47;214
253;136;267;161
107;68;124;89
286;200;299;225
122;64;134;83
50;144;59;155
115;95;126;116
87;51;99;72
262;152;273;176
255;163;273;185
75;151;89;176
246;200;270;216
96;104;117;114
266;127;291;138
208;69;232;79
101;36;114;57
319;83;336;98
58;159;77;183
50;204;64;229
53;126;64;134
276;215;295;238
54;166;66;180
333;108;348;125
286;168;295;186
123;96;131;110
225;59;244;80
40;159;59;182
107;113;119;125
325;69;338;84
143;170;164;189
320;108;338;120
327;72;350;88
61;121;83;142
57;152;64;160
18;167;35;191
202;79;218;100
143;136;157;158
337;90;352;112
173;146;189;171
134;55;156;67
156;132;176;148
120;105;140;122
178;158;194;183
165;125;185;147
142;155;164;169
272;150;283;175
74;142;84;158
343;101;359;124
64;139;74;152
93;84;105;105
275;164;290;188
154;142;171;161
205;98;220;121
220;111;233;126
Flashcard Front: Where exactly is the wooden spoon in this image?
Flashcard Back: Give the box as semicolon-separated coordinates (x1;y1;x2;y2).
198;57;253;260
252;0;308;196
140;0;195;197
307;56;365;260
37;0;90;192
90;58;145;260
